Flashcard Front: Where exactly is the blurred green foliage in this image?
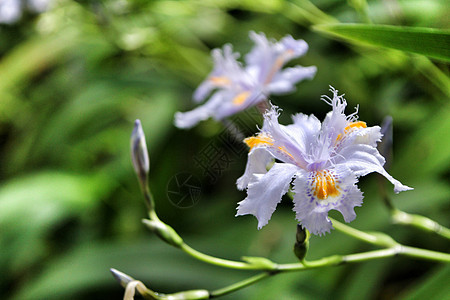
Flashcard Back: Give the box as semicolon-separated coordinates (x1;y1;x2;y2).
0;0;448;299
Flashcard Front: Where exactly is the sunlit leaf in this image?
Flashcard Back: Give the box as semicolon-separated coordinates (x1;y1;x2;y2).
313;24;450;62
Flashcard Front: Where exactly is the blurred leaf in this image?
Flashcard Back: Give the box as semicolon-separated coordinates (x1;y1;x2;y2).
337;260;390;300
0;30;79;97
313;24;450;62
400;265;450;300
0;171;111;273
11;239;252;300
393;106;450;180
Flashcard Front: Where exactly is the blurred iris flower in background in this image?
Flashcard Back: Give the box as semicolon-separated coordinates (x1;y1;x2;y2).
174;31;317;129
0;0;51;24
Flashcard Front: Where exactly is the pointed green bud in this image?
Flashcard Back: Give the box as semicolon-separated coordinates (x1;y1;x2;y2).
293;224;310;261
110;268;134;288
131;119;150;191
111;268;160;299
142;219;183;248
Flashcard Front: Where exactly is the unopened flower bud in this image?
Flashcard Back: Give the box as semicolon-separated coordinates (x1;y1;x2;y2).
131;119;150;190
110;268;134;288
294;224;309;261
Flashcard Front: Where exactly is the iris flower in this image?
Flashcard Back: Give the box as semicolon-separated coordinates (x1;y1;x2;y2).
174;31;317;129
0;0;51;24
236;87;412;235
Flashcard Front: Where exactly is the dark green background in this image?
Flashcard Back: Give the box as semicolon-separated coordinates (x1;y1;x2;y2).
0;0;448;299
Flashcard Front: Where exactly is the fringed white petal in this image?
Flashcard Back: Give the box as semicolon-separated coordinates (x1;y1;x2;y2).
236;163;299;229
339;144;413;193
236;148;273;190
293;165;363;236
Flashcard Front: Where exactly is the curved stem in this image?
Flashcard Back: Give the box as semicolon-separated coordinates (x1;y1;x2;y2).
391;209;450;240
378;174;450;240
329;217;398;247
210;272;271;298
179;243;255;270
330;217;381;244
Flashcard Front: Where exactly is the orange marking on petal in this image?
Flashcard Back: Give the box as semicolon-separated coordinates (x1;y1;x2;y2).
244;134;273;150
312;170;340;200
232;91;251;105
209;76;231;86
345;121;367;131
277;146;295;160
336;121;367;141
264;50;296;84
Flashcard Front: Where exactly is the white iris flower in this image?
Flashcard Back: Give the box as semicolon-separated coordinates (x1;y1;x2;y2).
236;87;413;235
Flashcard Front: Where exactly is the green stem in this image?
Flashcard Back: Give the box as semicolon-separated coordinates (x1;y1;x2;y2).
401;245;450;262
115;245;450;300
379;178;450;240
179;243;255;270
143;184;160;222
279;246;450;271
330;217;379;244
210;272;271;298
329;217;398;247
392;209;450;240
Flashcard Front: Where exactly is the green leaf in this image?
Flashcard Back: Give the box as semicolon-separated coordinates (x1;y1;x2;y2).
313;24;450;62
0;171;111;273
400;265;450;300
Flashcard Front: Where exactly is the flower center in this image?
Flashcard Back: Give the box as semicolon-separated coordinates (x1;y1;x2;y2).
232;91;251;105
336;121;367;142
312;170;340;200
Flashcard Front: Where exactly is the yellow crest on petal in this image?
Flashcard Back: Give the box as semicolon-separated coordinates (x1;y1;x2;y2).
244;134;274;150
209;76;231;86
232;91;251;106
336;121;367;142
312;170;340;200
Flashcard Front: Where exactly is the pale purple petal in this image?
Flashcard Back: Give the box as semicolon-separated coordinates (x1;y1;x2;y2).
246;31;312;84
262;107;309;168
279;35;309;58
174;92;224;129
193;80;218;103
0;0;21;24
237;148;273;190
211;89;264;120
320;87;353;142
28;0;51;12
293;165;363;235
352;126;382;147
338;144;413;193
267;66;317;94
236;163;299;229
193;45;242;102
284;113;321;156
